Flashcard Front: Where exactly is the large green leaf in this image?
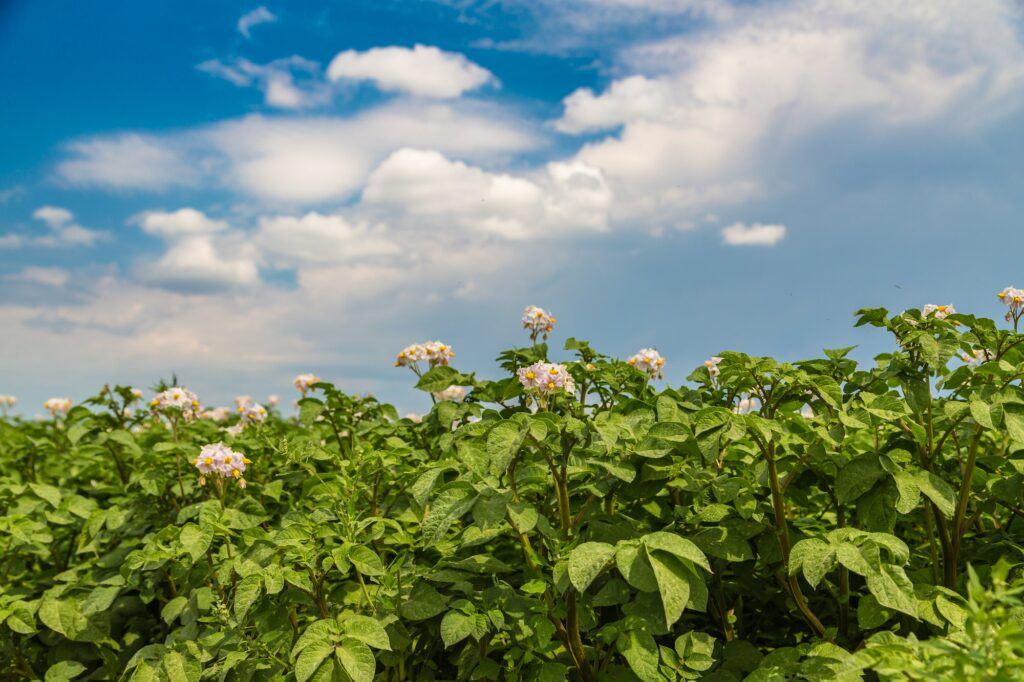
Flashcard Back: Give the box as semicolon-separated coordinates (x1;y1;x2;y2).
568;542;616;592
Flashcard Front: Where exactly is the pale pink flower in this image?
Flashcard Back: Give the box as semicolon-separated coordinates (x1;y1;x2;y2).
704;357;723;379
433;385;467;403
627;348;666;380
151;387;200;421
517;362;575;396
193;442;250;488
293;373;321;395
522;306;557;342
43;397;72;416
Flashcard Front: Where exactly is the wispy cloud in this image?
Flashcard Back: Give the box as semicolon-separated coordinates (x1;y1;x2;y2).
237;6;277;39
721;222;786;247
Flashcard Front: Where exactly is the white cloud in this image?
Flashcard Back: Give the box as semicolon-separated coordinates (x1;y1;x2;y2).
237;6;277;39
556;0;1024;223
255;212;399;266
58;134;197;191
720;222;786;246
6;267;70;287
139;235;260;293
363;149;611;238
327;45;495;98
134;208;228;238
28;206;108;247
0;234;21;249
197;56;328;109
57;102;541;203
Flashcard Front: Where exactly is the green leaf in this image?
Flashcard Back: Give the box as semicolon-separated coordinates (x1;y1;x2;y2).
348;546;385;577
507;502;538;533
178;524;212;562
616;544;659;593
161;652;200;682
45;661;87;682
336;638;376;682
486;421;527;475
416;366;465;393
789;539;835;588
857;594;892;629
865;565;918;618
295;642;335;682
29;482;62;508
835;455;883;504
616;628;662;682
422;484;478;543
568;542;617;592
341;615;391;651
399;582;448;621
38;596;104;643
441;610;476;648
646;548;691;629
915;471;955;518
970;398;995;429
161;597;188;625
233;574;262;618
642;532;711;572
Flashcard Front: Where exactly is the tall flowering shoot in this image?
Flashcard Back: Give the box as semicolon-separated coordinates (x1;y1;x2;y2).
627;348;666;380
395;341;454;375
293;373;321;396
194;442;251;488
522;305;557;343
44;397;72;417
998;286;1024;330
151;387;200;422
517;361;575;408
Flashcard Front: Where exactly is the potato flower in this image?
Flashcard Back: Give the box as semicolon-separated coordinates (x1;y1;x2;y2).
193;442;251;488
151;387;200;422
294;373;321;395
44;397;73;416
998;287;1024;328
522;306;557;342
518;362;575;396
922;304;956;320
395;341;454;373
0;395;16;412
627;348;666;380
961;348;994;368
704;356;723;379
433;385;467;403
228;401;267;436
267;394;280;407
201;407;232;423
234;395;253;410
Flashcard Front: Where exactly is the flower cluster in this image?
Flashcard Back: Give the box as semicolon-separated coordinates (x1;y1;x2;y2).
234;395;252;410
294;373;321;395
193;442;250;488
395;341;454;372
961;348;994;368
43;397;72;416
517;362;575;396
151;387;200;421
433;385;467;403
0;395;16;411
267;394;280;407
998;287;1024;328
922;304;956;320
522;306;557;342
704;356;723;379
227;400;268;436
627;348;666;380
200;407;232;423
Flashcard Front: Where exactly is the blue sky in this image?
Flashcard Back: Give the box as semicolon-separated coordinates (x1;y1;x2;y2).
2;0;1023;415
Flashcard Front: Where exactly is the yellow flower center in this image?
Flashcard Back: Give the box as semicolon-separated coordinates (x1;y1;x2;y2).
547;382;555;390
204;457;213;465
526;371;535;379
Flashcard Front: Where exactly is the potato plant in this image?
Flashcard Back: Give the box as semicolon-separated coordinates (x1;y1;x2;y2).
3;297;1024;681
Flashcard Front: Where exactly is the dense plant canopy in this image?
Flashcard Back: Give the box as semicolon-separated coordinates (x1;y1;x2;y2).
3;296;1024;681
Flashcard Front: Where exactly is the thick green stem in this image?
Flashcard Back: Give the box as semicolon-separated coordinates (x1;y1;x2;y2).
947;430;982;588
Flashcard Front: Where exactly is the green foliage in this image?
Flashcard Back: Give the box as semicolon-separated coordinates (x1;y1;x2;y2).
2;305;1024;680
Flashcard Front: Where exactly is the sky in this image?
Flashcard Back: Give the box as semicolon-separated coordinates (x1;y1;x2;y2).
2;0;1024;416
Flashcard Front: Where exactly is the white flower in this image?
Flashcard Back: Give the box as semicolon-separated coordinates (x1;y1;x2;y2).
627;348;666;380
922;304;956;320
961;348;994;368
0;395;17;409
267;394;280;407
395;341;454;369
522;306;557;341
43;397;72;416
129;388;143;402
997;287;1024;310
151;387;200;421
433;385;467;403
704;356;723;379
517;362;575;396
193;442;250;488
201;407;232;422
734;396;760;415
234;395;253;410
293;373;321;395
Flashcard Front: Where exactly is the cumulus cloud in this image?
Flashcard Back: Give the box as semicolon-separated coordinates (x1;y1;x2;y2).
57;102;540;203
139;235;260;293
255;212;399;266
134;208;229;237
23;206;109;247
198;56;329;109
327;45;495;98
363;148;611;238
237;6;276;39
720;222;786;246
556;0;1024;223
